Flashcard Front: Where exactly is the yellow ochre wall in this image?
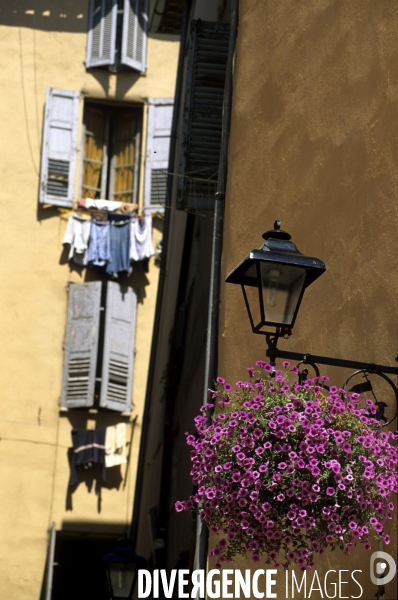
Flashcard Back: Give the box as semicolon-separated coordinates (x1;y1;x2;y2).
0;1;179;598
217;0;398;598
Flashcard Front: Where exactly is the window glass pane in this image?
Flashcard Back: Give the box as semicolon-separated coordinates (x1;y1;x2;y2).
243;284;262;330
82;106;106;198
112;112;139;203
259;263;306;326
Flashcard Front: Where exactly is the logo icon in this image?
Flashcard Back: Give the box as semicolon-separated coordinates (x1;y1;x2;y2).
370;551;397;586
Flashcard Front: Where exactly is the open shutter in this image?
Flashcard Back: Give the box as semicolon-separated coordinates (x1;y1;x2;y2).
177;21;230;212
40;88;79;208
86;0;118;68
144;99;173;211
121;0;149;73
61;282;101;409
100;282;137;413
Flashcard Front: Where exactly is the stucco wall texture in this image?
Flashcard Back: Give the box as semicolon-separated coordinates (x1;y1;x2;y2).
0;2;179;598
218;1;398;598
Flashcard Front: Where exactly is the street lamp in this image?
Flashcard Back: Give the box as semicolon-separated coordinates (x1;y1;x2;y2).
103;538;146;600
225;220;326;337
225;220;398;426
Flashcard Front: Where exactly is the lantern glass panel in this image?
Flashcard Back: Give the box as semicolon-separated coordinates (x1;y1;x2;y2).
259;263;306;326
242;282;262;328
108;562;135;599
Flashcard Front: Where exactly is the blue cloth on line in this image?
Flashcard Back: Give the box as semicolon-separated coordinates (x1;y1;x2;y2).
106;220;131;276
87;220;111;266
69;428;106;486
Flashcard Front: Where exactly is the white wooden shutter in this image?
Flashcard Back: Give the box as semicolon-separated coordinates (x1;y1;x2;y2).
100;283;137;413
61;282;102;409
144;99;173;211
121;0;149;73
40;88;79;208
86;0;118;68
177;21;230;212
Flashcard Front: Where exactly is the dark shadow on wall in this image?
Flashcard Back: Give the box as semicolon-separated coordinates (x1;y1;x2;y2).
38;529;124;600
65;453;123;514
60;410;136;513
115;72;142;98
82;259;151;302
0;0;88;32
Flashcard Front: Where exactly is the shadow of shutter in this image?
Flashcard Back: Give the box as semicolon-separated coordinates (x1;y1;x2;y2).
60;282;102;409
144;99;174;212
121;0;149;73
177;21;230;212
99;282;137;413
86;0;118;68
39;88;80;208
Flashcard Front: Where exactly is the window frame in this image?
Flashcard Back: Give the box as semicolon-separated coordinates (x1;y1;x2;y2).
79;99;143;205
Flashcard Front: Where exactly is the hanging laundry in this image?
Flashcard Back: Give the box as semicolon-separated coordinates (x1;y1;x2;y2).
62;213;91;266
106;219;131;277
130;211;155;262
69;428;106;486
104;423;127;468
87;219;111;267
78;198;123;212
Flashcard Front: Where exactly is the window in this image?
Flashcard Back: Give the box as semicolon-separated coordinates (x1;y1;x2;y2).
39;89;145;208
61;281;137;413
81;102;142;204
86;0;149;74
177;20;230;212
51;532;120;600
148;0;184;34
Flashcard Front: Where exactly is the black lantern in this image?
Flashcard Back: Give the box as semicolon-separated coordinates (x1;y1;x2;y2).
225;221;326;336
103;539;146;600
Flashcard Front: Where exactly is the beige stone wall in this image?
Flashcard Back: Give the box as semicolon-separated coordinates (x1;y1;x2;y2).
0;1;178;597
218;0;398;598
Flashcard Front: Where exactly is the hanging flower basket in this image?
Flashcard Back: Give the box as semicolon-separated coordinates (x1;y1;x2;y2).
176;361;398;571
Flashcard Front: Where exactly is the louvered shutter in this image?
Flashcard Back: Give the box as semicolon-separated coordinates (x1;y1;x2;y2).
61;282;101;409
99;282;137;412
121;0;149;73
177;21;230;212
86;0;118;68
39;88;80;208
144;99;174;211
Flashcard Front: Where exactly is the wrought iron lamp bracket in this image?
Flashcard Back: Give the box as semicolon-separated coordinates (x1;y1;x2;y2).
266;343;398;428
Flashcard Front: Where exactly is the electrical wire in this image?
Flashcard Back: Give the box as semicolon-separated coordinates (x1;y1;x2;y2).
47;418;61;530
32;10;41;149
0;437;68;448
18;26;39;175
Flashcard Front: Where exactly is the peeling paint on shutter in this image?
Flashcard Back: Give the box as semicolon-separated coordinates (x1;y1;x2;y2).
40;88;80;207
61;282;101;409
177;21;230;212
86;0;118;68
144;99;173;211
121;0;149;73
99;283;137;412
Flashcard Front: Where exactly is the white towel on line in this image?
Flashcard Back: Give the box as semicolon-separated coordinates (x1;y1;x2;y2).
105;423;127;468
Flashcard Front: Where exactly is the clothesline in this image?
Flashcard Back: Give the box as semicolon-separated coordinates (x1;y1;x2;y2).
0;416;136;430
69;423;129;485
63;209;155;273
77;197;139;215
